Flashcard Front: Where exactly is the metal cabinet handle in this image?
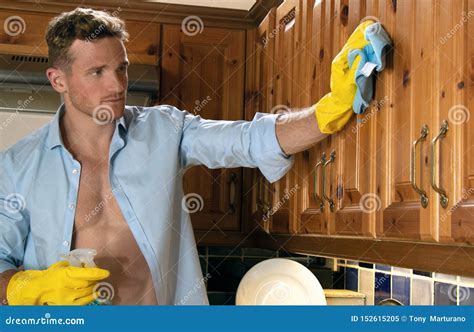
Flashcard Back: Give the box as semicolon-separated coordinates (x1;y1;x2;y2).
430;120;449;209
313;156;325;212
228;172;238;214
322;150;336;212
256;173;264;211
411;124;429;208
257;173;271;214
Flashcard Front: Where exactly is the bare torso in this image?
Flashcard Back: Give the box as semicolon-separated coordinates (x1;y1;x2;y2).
70;156;157;305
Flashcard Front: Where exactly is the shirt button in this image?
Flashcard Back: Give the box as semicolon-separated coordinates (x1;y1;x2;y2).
63;241;69;247
68;203;75;210
72;169;78;175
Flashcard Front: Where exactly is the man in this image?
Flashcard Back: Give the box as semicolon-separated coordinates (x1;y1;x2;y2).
0;7;327;305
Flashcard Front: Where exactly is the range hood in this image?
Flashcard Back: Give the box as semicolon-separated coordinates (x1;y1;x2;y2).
0;53;159;116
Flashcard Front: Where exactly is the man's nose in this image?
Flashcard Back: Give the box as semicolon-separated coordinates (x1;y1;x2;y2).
107;72;127;95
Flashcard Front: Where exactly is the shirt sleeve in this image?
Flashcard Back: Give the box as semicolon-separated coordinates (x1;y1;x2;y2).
179;111;295;183
0;153;27;273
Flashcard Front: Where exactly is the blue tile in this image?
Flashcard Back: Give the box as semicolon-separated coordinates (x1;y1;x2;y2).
208;292;236;305
345;267;358;291
197;246;207;256
241;248;276;258
208;246;241;257
413;269;432;277
458;286;474;305
434;282;457;305
375;264;391;272
392;275;410;305
359;262;374;269
374;272;391;305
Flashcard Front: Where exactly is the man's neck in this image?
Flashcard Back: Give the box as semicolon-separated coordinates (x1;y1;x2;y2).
60;104;116;161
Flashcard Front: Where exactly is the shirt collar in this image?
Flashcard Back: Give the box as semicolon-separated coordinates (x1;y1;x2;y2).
46;103;129;150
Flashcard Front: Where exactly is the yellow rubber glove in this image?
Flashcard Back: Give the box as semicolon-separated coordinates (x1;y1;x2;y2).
6;260;110;305
314;20;374;134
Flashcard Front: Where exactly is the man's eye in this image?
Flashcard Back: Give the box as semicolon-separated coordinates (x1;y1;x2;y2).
93;69;102;76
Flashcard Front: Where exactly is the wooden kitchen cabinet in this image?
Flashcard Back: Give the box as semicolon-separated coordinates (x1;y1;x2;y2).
160;24;246;232
374;0;438;241
299;0;335;235
299;0;377;237
437;0;474;244
0;9;160;65
257;0;474;248
246;8;278;233
268;0;306;234
375;0;473;244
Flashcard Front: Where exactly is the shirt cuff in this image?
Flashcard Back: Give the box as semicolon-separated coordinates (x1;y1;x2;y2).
0;260;18;274
250;112;295;183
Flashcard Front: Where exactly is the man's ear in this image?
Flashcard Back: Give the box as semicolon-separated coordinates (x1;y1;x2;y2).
46;67;68;94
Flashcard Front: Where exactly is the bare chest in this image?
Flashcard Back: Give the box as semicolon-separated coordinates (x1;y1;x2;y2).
71;160;157;304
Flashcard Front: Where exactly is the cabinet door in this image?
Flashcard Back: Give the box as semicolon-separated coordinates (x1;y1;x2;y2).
324;0;376;237
299;0;332;235
125;21;160;65
270;0;304;234
160;25;245;231
438;0;474;244
375;0;438;241
0;11;160;65
0;10;50;56
245;8;277;233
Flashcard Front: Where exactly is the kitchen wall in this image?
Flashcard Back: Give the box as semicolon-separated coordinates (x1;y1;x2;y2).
198;246;474;306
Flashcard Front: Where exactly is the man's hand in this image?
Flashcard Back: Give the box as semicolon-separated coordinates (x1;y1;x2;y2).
6;260;110;305
275;107;328;156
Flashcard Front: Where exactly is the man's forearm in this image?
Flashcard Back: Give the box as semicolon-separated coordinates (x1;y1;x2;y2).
275;106;328;156
0;270;17;305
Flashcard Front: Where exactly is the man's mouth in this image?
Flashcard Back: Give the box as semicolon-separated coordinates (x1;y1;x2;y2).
103;98;123;103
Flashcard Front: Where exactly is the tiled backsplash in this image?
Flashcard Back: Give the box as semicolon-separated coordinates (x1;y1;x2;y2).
340;260;474;305
198;246;474;305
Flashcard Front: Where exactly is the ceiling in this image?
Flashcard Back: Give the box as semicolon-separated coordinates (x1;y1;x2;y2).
145;0;258;11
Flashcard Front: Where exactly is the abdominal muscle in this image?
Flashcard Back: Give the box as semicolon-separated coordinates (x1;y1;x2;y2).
70;159;158;305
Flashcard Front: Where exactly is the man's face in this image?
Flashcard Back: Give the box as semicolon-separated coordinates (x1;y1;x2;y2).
61;37;129;121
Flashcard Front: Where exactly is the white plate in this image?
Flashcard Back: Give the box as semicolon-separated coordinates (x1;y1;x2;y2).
235;258;327;305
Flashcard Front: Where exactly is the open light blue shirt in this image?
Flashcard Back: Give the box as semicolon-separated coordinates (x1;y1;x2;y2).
0;104;294;304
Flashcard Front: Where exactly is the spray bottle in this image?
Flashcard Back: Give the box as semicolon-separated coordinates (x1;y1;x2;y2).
61;248;111;305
